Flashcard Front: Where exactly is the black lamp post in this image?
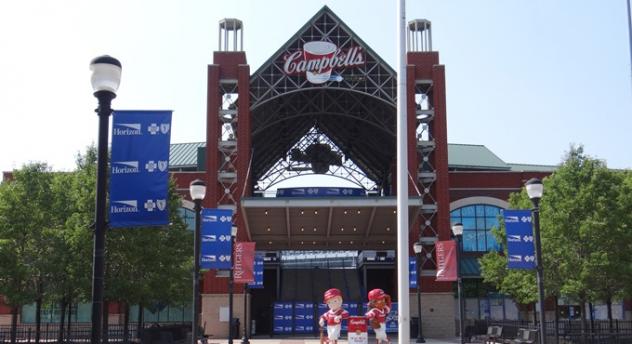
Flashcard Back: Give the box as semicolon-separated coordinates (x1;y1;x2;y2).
412;241;426;343
241;284;250;344
229;225;238;344
189;179;206;344
89;55;122;344
452;223;465;344
526;178;546;344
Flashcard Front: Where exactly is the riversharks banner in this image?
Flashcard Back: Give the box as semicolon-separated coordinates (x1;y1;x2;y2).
233;242;256;284
435;240;457;282
503;210;536;270
109;110;172;228
200;208;233;269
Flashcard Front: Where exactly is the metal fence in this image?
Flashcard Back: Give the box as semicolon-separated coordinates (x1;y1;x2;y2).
0;322;190;343
467;319;632;344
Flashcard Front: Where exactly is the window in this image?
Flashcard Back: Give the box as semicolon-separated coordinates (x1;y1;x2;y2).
450;204;502;252
177;207;195;231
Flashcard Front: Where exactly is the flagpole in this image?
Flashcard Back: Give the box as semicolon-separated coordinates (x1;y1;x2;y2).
396;0;410;343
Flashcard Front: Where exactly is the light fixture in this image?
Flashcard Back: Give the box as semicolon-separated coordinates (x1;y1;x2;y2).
268;241;272;245
266;227;271;232
313;227;317;232
344;210;348;215
264;210;268;215
386;227;391;232
451;223;464;237
357;210;361;214
301;210;304;215
525;178;544;202
350;241;354;244
90;55;122;93
353;227;357;232
340;227;344;232
189;179;207;201
413;241;423;254
301;227;304;232
393;210;396;214
314;210;318;215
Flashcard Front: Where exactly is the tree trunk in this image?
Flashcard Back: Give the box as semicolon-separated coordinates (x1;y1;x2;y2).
10;306;18;344
102;300;109;344
123;303;130;344
35;295;42;344
57;298;66;344
554;295;559;344
588;302;595;343
34;279;43;343
606;297;613;333
137;303;144;342
532;302;538;325
66;296;72;343
580;299;588;344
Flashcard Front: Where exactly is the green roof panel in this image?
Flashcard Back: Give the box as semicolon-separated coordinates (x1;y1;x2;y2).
447;144;510;170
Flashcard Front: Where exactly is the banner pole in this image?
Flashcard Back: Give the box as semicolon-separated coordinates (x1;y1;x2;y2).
396;0;410;342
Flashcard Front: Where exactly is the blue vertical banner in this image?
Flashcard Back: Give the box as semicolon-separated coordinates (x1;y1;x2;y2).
273;302;293;334
109;110;172;228
503;209;536;270
385;302;398;333
248;252;264;288
409;257;417;289
293;302;315;334
200;208;233;269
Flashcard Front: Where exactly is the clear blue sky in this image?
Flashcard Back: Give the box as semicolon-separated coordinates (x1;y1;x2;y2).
1;0;630;175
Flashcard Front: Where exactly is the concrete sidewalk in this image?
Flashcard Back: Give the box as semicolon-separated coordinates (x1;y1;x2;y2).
200;338;464;344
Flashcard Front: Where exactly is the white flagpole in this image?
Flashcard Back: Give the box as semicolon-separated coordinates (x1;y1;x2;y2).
396;0;410;343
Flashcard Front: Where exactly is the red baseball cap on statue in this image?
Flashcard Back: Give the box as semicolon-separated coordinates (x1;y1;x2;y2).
323;288;342;303
368;288;386;301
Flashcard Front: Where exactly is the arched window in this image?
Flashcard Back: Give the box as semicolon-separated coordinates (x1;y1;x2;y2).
450;204;502;252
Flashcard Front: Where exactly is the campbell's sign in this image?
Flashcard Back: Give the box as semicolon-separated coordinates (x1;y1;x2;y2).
283;41;365;84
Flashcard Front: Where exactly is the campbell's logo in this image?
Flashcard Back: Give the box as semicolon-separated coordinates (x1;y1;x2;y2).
283;41;365;84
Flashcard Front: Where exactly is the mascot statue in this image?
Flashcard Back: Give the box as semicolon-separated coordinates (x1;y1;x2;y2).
365;288;391;344
319;288;350;344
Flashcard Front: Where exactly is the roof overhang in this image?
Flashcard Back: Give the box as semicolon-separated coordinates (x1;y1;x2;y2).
241;196;434;250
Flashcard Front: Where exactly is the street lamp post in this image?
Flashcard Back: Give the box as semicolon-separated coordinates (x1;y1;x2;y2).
89;55;122;344
412;241;426;343
229;226;238;344
526;178;546;344
241;284;250;344
451;223;466;344
189;180;207;344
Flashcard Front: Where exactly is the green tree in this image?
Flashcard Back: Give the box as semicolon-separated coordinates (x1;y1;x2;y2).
0;163;54;343
104;179;192;340
480;146;632;327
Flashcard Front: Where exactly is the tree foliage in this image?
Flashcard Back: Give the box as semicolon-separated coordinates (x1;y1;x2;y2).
480;145;632;307
0;145;192;320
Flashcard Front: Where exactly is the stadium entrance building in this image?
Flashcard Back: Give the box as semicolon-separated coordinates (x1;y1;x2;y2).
168;6;556;338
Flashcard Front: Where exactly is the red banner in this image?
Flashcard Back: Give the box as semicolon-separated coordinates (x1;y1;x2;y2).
233;242;256;284
435;240;457;282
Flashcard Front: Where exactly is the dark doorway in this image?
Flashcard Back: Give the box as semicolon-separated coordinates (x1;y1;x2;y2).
366;268;396;301
249;268;277;336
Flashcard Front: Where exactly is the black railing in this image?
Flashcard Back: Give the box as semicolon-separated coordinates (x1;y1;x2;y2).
0;322;191;343
465;319;632;344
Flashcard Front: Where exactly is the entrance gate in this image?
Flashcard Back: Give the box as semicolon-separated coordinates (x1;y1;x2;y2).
191;6;454;338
